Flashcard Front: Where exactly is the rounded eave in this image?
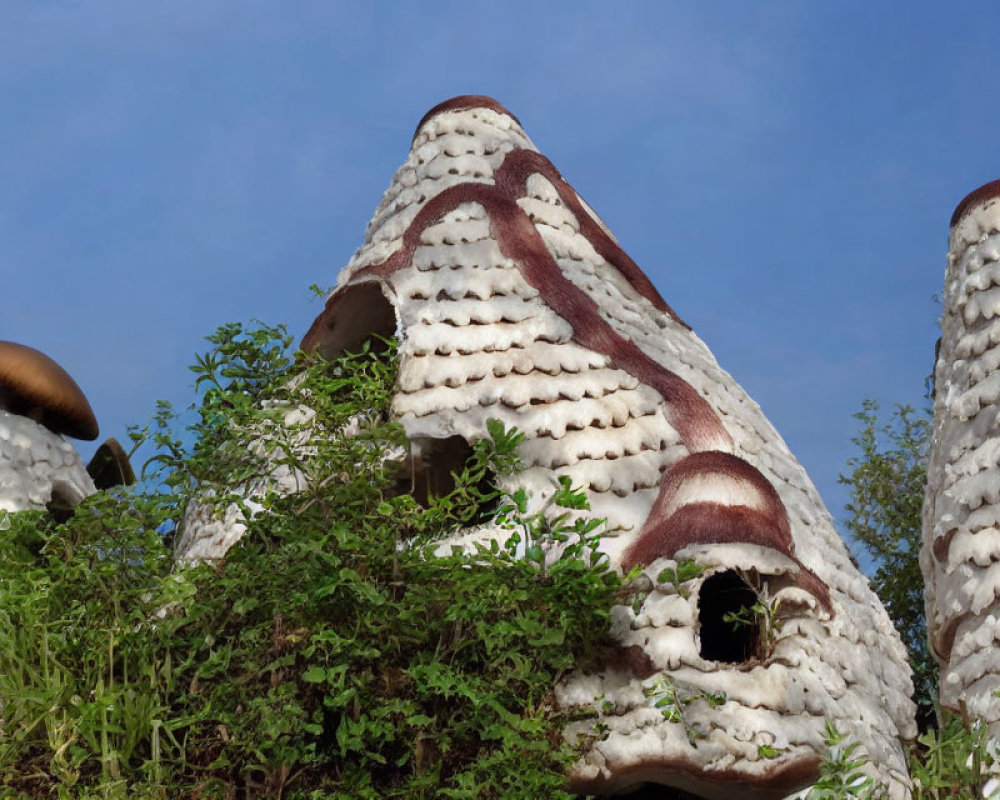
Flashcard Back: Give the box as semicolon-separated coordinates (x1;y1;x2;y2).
950;178;1000;229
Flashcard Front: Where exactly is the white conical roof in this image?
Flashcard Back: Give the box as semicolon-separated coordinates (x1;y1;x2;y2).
300;96;915;797
923;178;1000;730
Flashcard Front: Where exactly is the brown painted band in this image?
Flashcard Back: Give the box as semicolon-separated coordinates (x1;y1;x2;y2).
496;148;680;321
567;751;821;799
951;178;1000;228
333;177;728;451
412;95;522;143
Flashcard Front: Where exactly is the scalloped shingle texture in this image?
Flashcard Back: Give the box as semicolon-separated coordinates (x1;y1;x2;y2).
294;96;917;798
0;410;96;512
923;179;1000;730
179;96;915;797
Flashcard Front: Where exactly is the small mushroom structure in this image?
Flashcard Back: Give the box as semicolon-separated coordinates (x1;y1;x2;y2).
923;179;1000;731
0;341;100;513
180;96;917;796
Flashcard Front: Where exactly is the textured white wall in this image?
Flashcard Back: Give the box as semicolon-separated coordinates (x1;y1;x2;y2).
923;184;1000;732
0;409;95;513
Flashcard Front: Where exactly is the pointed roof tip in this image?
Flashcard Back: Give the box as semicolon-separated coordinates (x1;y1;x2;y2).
950;178;1000;228
412;95;522;142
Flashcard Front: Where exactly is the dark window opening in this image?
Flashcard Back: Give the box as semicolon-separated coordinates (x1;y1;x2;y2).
391;435;499;525
575;785;710;799
698;570;761;664
311;282;397;361
46;483;78;525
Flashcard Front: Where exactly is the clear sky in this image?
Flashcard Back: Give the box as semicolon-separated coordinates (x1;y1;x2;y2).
2;2;994;559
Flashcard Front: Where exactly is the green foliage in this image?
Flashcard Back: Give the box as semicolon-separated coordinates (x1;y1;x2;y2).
839;399;935;726
642;675;726;746
806;717;1000;799
0;321;621;798
720;570;782;660
655;560;705;599
908;716;999;799
4;322;997;798
805;723;876;799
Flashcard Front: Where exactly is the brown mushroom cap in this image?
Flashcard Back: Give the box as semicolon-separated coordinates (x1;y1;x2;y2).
0;341;99;440
87;437;135;489
950;178;1000;228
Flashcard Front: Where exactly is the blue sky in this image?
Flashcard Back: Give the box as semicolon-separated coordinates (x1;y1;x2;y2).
2;2;994;556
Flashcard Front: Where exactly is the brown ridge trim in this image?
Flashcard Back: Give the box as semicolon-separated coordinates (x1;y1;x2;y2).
630;450;794;554
317;177;729;452
951;178;1000;229
412;95;522;143
576;643;658;680
495;149;680;321
628;501;791;561
621;451;831;611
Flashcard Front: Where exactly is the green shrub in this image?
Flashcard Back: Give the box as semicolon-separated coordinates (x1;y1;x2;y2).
0;321;620;798
840;400;935;728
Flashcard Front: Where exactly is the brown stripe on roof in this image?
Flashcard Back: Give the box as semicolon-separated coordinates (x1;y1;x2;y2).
932;614;963;665
631;450;794;553
496;148;681;321
412;95;522;142
622;451;831;611
334;177;730;451
951;178;1000;228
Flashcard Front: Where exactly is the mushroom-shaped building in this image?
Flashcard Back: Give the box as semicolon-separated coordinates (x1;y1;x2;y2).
0;341;100;513
179;96;917;796
923;179;1000;732
301;97;915;797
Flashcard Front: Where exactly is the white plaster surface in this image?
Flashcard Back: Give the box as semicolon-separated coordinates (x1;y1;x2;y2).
0;409;96;512
924;189;1000;733
174;402;316;564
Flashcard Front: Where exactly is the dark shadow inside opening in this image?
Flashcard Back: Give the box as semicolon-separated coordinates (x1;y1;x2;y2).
392;435;499;525
697;570;760;663
310;282;397;361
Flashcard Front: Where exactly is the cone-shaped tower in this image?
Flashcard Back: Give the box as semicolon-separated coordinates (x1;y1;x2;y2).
298;96;916;798
923;179;1000;731
184;96;916;796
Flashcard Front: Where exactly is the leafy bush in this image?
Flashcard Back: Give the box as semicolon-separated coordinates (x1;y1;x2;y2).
840;399;935;728
806;718;1000;799
0;322;621;798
